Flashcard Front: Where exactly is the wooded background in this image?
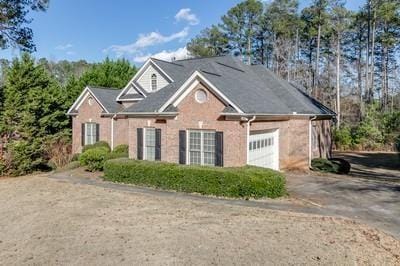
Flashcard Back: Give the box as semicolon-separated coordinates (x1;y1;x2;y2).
0;0;398;175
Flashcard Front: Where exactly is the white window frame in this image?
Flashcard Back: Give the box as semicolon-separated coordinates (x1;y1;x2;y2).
151;74;157;91
143;127;156;161
85;122;97;145
186;130;216;166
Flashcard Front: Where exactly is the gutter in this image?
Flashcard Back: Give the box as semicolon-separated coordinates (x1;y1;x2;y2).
309;115;318;168
245;116;256;164
221;112;334;118
111;114;117;150
116;112;178;117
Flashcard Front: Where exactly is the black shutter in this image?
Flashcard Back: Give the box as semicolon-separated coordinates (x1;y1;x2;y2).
81;123;85;146
215;131;224;167
155;128;161;161
179;130;186;164
95;123;100;142
137;128;143;160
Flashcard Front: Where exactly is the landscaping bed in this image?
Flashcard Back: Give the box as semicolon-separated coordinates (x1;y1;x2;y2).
103;159;286;199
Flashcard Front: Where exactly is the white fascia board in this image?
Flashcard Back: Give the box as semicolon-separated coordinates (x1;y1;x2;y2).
158;71;243;113
116;58;173;101
67;86;110;114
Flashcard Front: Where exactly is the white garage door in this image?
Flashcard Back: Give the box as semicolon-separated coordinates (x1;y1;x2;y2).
248;129;279;170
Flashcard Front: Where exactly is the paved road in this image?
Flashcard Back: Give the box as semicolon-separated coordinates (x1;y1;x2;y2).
287;152;400;239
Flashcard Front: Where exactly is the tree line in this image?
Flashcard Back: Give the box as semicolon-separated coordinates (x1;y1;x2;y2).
0;55;136;175
187;0;400;123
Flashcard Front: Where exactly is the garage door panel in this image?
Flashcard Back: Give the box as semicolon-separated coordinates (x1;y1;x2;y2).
248;130;279;170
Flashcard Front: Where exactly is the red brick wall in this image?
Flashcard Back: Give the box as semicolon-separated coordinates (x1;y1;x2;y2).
72;85;332;170
113;118;129;148
72;94;111;153
128;83;247;167
250;119;310;170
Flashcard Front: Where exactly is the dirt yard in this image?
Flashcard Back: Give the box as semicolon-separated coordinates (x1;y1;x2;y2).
0;174;399;265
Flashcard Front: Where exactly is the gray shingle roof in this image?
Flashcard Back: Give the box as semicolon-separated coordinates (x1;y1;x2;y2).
88;86;123;113
90;56;335;116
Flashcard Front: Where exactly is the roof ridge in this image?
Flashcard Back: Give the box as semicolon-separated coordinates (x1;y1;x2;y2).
150;57;184;67
87;85;121;91
173;55;229;62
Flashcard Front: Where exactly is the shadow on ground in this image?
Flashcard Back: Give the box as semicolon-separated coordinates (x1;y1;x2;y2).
287;151;400;239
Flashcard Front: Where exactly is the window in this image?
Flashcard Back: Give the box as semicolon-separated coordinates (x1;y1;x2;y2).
85;123;97;145
195;89;207;103
151;74;157;91
144;128;156;161
188;130;215;166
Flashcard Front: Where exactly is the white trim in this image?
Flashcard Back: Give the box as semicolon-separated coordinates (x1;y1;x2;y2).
246;116;256;164
309;116;317;167
67;86;110;114
247;128;280;171
130;82;147;98
158;71;244;113
174;79;200;107
186;129;216;166
143;127;156;161
116;58;173;101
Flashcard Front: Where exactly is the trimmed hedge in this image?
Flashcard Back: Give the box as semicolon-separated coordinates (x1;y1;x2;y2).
79;147;110;171
79;146;129;172
82;141;111;153
311;158;351;174
112;144;129;154
103;159;286;199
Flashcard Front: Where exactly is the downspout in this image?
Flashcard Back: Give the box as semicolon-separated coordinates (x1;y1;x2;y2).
111;114;117;150
309;116;317;168
246;116;256;164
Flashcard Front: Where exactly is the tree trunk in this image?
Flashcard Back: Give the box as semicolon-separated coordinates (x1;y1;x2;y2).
336;37;341;127
370;9;376;101
315;24;321;97
365;0;371;103
295;28;299;80
247;35;251;65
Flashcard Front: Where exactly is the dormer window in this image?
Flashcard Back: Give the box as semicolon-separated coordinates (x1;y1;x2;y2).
151;74;157;91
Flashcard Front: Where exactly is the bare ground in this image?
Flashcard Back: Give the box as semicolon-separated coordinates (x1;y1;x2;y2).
0;174;399;265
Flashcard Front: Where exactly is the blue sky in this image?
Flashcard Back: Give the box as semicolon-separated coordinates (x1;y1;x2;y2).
0;0;363;65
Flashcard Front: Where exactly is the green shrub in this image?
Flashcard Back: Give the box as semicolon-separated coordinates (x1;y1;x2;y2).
82;141;111;153
103;159;286;199
108;152;129;160
334;126;353;150
395;135;400;160
112;144;128;154
79;147;109;172
311;158;351;174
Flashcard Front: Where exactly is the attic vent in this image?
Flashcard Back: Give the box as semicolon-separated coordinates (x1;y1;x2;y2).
200;69;221;77
216;62;245;73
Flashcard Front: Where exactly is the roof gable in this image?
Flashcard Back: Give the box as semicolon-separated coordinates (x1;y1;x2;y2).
116;58;173;101
67;86;123;115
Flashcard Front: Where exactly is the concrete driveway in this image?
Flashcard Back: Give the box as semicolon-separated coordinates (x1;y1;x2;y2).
287;152;400;239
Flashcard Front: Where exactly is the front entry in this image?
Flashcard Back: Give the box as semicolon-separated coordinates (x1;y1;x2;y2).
248;129;279;170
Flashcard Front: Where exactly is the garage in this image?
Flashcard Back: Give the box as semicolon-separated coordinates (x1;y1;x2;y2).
248;129;279;170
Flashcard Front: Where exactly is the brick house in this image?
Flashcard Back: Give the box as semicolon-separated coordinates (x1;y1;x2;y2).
67;56;335;171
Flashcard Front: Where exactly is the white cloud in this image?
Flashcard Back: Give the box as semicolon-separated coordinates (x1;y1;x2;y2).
55;43;73;50
133;47;190;63
66;51;76;55
175;8;199;25
105;27;189;57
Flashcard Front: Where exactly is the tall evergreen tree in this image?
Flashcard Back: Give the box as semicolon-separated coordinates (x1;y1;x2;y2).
0;0;49;52
221;0;263;63
187;25;230;57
